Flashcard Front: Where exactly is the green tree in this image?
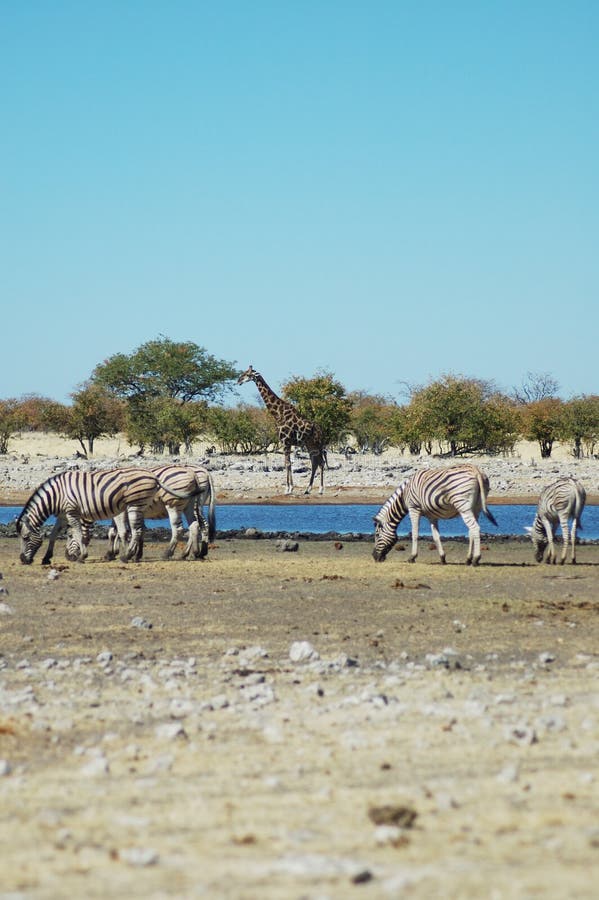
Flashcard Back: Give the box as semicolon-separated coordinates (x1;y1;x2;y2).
125;397;208;455
91;336;238;452
348;392;396;453
405;375;491;455
93;337;238;404
521;398;565;458
65;383;126;456
560;395;599;458
12;394;70;433
282;371;352;445
0;399;26;454
208;405;278;454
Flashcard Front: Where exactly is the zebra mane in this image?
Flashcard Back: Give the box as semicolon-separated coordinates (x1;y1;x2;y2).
376;479;409;523
17;472;63;526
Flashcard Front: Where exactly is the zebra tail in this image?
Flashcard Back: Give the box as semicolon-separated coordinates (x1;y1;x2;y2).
478;470;498;527
575;486;585;531
156;477;201;501
206;471;216;542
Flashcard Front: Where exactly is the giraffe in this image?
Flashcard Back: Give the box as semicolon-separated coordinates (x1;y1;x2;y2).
237;365;327;495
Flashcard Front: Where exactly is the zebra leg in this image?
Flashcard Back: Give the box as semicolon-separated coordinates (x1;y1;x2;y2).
408;510;421;562
164;509;185;559
461;511;481;565
559;514;570;565
570;517;578;564
429;519;446;564
42;515;66;565
542;518;556;564
120;508;144;562
106;513;128;561
65;513;85;562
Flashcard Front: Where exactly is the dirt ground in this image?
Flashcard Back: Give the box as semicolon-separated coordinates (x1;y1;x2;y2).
1;535;598;899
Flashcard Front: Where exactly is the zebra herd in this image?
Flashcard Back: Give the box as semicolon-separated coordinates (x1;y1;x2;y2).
15;462;588;567
16;464;215;565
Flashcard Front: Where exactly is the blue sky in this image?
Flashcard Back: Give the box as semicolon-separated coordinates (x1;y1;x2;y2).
2;1;597;404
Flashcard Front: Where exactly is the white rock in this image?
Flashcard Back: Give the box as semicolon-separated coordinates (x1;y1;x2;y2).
154;722;187;741
289;641;320;663
119;847;159;867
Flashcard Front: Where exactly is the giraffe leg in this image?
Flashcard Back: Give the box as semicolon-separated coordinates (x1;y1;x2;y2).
284;445;294;494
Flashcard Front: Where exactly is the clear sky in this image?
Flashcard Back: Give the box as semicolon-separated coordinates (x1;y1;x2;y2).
2;1;597;404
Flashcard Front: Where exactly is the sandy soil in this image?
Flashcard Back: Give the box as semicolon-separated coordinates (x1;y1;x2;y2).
1;535;598;898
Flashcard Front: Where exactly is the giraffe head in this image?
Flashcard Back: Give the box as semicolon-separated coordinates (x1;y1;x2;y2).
237;365;257;385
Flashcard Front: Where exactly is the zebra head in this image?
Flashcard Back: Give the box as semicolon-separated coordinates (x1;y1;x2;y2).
16;514;43;565
526;520;548;563
372;513;398;562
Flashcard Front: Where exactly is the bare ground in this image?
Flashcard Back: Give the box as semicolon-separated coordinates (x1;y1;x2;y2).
1;535;599;899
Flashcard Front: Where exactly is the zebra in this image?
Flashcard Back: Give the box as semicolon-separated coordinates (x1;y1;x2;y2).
526;477;586;564
372;464;498;565
16;468;200;565
106;464;216;561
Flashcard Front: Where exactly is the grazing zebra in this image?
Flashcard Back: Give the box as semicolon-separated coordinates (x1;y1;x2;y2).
527;477;586;564
16;468;199;565
373;464;498;566
106;464;216;561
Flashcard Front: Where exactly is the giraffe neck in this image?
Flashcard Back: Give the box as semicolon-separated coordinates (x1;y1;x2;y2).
252;373;287;421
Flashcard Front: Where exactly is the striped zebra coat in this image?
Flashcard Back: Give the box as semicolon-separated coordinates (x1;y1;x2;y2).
373;464;497;565
16;468;198;565
527;477;586;564
106;464;216;561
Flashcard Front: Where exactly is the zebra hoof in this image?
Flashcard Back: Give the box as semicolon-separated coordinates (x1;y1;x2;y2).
440;556;447;565
472;557;480;567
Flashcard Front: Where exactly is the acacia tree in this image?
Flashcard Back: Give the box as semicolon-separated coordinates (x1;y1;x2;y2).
560;395;599;458
348;392;397;453
282;371;352;446
13;395;70;434
513;371;560;404
208;406;278;454
520;398;565;458
65;383;126;456
91;337;238;453
0;399;26;454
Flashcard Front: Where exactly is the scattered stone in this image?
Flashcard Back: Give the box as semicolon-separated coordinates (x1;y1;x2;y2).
373;825;410;847
0;601;13;613
289;641;320;663
154;722;187;741
497;764;520;783
0;759;12;776
118;847;159;867
276;539;299;552
131;616;153;630
47;569;60;581
368;804;418;828
80;753;110;777
351;869;374;884
507;724;538;745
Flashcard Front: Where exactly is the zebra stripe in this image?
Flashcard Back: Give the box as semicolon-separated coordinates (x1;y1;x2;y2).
529;477;586;564
373;464;497;566
107;464;216;561
16;468;193;565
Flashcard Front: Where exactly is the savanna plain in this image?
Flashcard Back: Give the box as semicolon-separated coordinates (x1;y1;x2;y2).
1;537;599;899
1;436;598;898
